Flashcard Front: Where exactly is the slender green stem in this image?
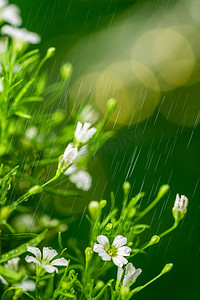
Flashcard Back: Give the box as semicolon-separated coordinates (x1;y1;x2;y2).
159;221;178;238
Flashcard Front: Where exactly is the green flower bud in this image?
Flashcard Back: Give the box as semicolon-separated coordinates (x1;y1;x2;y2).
0;206;12;221
61;63;73;81
128;207;136;218
28;185;43;195
85;247;93;263
157;184;170;198
105;223;113;231
107;98;117;114
161;263;173;274
46;47;55;58
123;181;131;195
61;281;68;290
96;280;104;289
88;201;100;220
149;235;160;245
120;285;130;299
100;200;107;208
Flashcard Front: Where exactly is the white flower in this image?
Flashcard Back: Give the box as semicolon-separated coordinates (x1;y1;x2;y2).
93;235;131;267
69;170;92;191
15;277;35;292
0;0;7;9
78;104;99;124
58;143;78;174
117;263;142;286
5;257;20;272
0;77;3;92
1;25;41;44
0;0;21;26
173;194;188;220
74;121;97;144
64;145;88;176
25;246;68;274
63;145;92;191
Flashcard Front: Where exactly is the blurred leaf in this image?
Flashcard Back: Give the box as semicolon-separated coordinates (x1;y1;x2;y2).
17;96;43;106
0;233;37;240
44;187;80;198
15;111;31;119
0;265;23;283
0;165;18;206
0;230;47;264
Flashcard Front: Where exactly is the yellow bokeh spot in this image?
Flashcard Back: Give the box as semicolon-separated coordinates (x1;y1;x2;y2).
153;28;195;87
95;61;160;126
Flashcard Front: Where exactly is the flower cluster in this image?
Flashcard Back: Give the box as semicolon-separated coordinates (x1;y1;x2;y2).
0;0;40;44
58;121;96;191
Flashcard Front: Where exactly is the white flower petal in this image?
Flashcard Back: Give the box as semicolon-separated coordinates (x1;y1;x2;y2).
25;256;41;266
93;243;104;253
27;246;41;260
99;252;111;261
83;122;91;131
125;263;136;275
75;121;82;137
42;247;58;262
97;235;109;247
64;164;77;175
51;258;68;267
123;264;142;286
117;246;131;257
117;266;124;282
70;170;92;191
87;128;97;140
112;256;128;267
3;5;22;26
16;279;35;292
112;235;127;248
43;264;58;273
1;25;40;44
75;121;96;144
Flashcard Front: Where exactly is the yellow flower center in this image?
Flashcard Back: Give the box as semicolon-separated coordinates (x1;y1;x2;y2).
104;244;117;257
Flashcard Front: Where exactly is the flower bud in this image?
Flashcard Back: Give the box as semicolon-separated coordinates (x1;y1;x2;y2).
107;98;117;114
120;285;130;298
123;181;131;194
28;185;43;195
105;223;113;231
161;263;173;274
61;63;72;81
61;281;68;290
128;207;136;218
88;201;100;220
149;235;160;245
0;206;12;221
46;47;55;58
100;200;107;208
96;280;104;289
157;184;170;198
85;247;93;264
172;194;188;221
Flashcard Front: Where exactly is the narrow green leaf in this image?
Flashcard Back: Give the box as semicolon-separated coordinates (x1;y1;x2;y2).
17;96;43;106
15;111;31;119
14;78;35;107
0;230;47;264
0;265;22;283
44;187;80;198
0;233;37;240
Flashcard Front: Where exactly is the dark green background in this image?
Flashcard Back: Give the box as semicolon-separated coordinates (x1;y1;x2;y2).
12;0;200;298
